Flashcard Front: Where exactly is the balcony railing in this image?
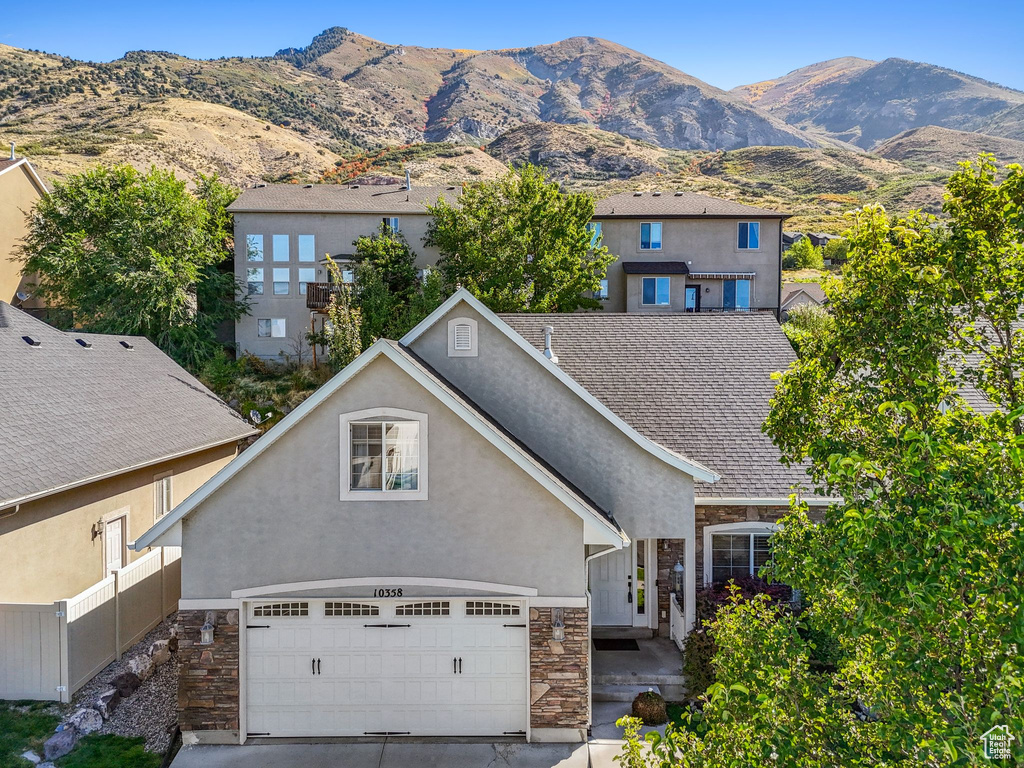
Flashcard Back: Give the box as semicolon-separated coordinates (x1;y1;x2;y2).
305;283;344;311
688;306;777;313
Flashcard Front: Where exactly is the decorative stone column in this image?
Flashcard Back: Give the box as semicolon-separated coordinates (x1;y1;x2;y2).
177;609;239;744
529;606;589;742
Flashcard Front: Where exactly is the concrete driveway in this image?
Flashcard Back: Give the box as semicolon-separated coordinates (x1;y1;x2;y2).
171;739;635;767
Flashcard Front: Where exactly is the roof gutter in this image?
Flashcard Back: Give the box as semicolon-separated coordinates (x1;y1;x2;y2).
0;432;255;509
694;496;837;507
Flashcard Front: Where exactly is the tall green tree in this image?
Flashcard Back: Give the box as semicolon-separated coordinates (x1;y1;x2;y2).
322;257;363;370
21;165;246;369
783;236;825;269
425;164;614;312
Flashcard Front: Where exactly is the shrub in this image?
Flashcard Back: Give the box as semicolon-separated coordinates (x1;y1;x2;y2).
783;236;824;269
631;689;668;725
682;628;717;697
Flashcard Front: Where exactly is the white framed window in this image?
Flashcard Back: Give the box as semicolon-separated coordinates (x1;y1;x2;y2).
641;276;670;306
724;279;752;310
340;268;355;284
383;216;400;233
298;267;316;295
703;521;779;585
273;267;290;295
246;234;263;262
298;234;315;262
257;318;286;338
737;222;760;250
154;472;173;521
272;234;290;261
587;222;602;248
447;316;478;357
340;408;428;501
246;268;264;295
640;222;662;250
596;279;609;300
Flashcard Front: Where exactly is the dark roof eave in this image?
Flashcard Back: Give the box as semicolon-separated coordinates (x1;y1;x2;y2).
592;212;791;220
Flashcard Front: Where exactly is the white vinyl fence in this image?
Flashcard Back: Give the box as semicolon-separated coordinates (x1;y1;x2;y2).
669;592;686;649
0;547;180;702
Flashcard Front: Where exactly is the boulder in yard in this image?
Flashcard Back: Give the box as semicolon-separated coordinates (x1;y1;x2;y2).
110;671;141;698
20;750;41;765
43;726;78;761
167;634;179;653
67;707;103;734
92;687;121;718
127;653;154;681
151;645;172;667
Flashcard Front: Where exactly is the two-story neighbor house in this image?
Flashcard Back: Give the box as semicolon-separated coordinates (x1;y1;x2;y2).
136;289;822;746
591;190;787;315
0;150;47;312
228;182;460;359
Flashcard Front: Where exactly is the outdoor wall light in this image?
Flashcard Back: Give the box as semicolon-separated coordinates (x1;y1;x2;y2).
551;607;565;642
199;611;215;645
671;560;684;594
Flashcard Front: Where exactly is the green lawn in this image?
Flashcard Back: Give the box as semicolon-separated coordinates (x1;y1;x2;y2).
0;702;160;768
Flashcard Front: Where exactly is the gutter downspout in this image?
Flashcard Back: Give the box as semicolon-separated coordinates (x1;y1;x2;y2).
777;219;784;322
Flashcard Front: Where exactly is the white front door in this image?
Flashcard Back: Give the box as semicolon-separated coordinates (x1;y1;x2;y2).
590;547;633;626
103;517;124;576
246;598;528;737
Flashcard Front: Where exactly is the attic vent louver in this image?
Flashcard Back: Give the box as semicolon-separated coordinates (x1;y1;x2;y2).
75;338;92;348
119;341;134;350
22;335;40;347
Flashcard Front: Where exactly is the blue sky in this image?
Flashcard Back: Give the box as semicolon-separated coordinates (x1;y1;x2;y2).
5;0;1023;91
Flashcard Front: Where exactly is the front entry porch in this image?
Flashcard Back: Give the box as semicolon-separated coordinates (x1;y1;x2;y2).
589;539;658;630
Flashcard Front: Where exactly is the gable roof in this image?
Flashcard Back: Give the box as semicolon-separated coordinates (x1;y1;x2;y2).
0;303;256;507
782;282;827;308
227;183;461;214
500;312;815;501
594;190;787;219
401;290;719;484
134;338;627;550
0;157;49;196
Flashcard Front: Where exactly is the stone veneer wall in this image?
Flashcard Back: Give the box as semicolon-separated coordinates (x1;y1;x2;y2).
178;609;240;735
657;539;686;636
528;606;589;730
694;506;790;587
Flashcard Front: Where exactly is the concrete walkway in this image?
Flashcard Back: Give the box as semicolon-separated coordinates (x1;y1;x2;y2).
171;739;638;767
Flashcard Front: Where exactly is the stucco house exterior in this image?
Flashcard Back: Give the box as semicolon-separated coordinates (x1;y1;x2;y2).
0;303;257;603
0;152;47;312
136;289;821;745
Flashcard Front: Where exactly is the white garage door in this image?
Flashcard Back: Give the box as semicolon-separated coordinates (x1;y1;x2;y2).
246;598;529;737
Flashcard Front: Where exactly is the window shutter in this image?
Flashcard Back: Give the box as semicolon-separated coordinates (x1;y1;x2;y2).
454;323;472;350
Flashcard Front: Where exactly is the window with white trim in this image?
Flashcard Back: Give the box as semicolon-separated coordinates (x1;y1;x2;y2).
326;602;379;616
724;279;751;310
154;473;172;521
257;318;286;338
710;532;773;583
466;601;520;616
396;601;449;616
641;276;670;306
350;421;420;492
737;222;760;250
253;602;308;617
640;222;662;250
383;216;400;233
595;279;609;300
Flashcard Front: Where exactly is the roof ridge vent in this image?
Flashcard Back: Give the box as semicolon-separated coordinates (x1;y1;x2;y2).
119;341;134;350
22;335;41;347
75;338;92;348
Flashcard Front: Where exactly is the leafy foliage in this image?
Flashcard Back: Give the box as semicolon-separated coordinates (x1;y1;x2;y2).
426;164;614;312
20;165;246;370
782;302;836;357
322;257;363;370
783;236;825;269
823;237;850;264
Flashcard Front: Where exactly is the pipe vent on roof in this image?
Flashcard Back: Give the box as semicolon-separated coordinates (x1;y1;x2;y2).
255;183;267;188
674;191;684;196
543;325;558;365
350;184;360;189
633;191;642;196
652;191;661;197
119;341;134;350
75;338;92;348
22;335;40;347
303;184;313;189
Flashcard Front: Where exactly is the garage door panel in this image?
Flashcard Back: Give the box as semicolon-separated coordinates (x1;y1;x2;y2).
247;599;528;737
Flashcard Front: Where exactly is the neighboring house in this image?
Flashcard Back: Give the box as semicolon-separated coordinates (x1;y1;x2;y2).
781;281;827;316
591;190;788;315
136;289;822;745
0;148;47;311
0;303;257;603
227;181;461;359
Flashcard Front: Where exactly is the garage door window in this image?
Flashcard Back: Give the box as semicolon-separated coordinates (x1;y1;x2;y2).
466;601;520;616
253;602;308;617
396;601;450;616
325;602;379;616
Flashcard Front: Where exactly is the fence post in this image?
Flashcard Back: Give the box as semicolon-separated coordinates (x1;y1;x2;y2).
56;599;69;704
160;547;166;624
113;570;121;661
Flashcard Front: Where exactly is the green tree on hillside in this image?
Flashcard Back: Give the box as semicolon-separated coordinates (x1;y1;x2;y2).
782;235;824;269
618;156;1024;767
21;165;245;369
425;164;614;312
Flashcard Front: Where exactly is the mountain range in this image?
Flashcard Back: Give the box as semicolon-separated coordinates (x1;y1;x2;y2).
2;28;1023;230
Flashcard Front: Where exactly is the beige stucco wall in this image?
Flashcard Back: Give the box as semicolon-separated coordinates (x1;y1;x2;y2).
0;164;44;306
0;443;237;603
594;217;782;313
233;211;439;358
408;301;696;540
179;354;587;599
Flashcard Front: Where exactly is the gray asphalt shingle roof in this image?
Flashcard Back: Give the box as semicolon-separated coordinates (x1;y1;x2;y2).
594;190;787;219
227;183;461;214
500;312;811;498
0;303;257;506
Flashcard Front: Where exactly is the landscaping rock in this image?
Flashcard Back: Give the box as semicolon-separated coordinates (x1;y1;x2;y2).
151;645;171;667
128;653;154;681
110;671;141;698
67;707;103;734
20;750;41;765
43;727;78;761
168;634;179;652
92;687;121;718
